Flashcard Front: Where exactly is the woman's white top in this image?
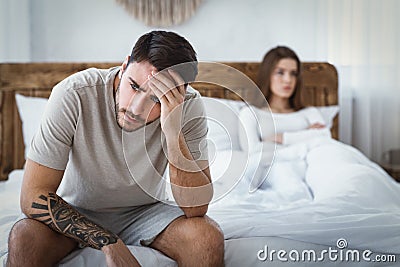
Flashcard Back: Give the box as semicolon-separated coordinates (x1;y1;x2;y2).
238;105;331;151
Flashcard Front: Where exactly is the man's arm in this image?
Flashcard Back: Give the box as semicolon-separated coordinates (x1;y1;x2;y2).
148;69;213;218
167;133;213;218
21;159;140;266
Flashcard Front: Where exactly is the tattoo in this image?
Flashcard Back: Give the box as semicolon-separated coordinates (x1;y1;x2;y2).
30;192;118;250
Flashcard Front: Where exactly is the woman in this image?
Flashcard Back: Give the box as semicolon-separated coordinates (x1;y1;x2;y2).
239;46;330;149
239;46;331;196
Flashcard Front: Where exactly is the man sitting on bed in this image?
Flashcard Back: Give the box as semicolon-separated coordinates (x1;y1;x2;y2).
7;30;224;267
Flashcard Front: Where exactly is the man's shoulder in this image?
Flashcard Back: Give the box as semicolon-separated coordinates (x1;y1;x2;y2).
57;67;117;93
182;86;207;120
184;85;201;100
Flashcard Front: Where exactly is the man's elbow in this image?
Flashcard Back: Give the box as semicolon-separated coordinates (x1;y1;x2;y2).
174;181;213;218
182;204;209;218
20;186;33;215
20;189;51;218
20;195;33;217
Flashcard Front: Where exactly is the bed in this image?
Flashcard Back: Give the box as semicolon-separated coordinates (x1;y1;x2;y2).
1;62;399;266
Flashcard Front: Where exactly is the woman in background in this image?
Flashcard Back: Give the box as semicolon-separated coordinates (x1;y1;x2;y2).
240;46;331;149
239;46;332;197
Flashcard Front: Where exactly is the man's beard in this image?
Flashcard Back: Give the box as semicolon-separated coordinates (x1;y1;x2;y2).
115;84;156;132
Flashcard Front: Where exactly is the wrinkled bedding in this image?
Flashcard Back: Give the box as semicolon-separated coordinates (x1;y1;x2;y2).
1;138;400;266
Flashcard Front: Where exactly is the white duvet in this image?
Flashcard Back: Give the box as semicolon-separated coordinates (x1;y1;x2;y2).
208;138;400;255
1;138;400;266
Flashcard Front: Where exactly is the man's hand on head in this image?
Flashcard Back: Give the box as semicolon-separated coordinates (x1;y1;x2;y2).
147;69;186;138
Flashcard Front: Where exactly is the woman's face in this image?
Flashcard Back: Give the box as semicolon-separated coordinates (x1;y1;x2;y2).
270;58;298;99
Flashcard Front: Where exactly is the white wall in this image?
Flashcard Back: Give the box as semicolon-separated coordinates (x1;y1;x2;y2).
25;0;328;62
1;0;399;162
0;0;31;61
0;0;5;60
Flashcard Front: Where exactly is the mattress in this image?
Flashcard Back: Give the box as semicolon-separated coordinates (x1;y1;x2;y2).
1;138;400;266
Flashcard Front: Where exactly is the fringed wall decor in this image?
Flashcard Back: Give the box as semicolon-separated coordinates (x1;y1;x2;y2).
115;0;203;27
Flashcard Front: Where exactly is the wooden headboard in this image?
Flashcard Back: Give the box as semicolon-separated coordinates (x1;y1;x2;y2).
0;62;338;180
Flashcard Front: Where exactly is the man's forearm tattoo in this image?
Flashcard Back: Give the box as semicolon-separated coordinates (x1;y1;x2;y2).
30;192;118;249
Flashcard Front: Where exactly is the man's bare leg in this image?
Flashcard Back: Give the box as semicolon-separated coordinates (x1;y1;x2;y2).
7;218;78;267
150;215;224;267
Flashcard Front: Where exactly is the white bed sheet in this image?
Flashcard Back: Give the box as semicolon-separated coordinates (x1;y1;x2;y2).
0;169;22;259
1;137;400;266
208;138;400;260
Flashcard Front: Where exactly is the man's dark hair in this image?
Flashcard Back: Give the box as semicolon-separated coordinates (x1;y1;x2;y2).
129;31;198;84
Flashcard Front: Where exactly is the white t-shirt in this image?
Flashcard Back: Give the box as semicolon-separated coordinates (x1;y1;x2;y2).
239;105;331;151
28;67;208;211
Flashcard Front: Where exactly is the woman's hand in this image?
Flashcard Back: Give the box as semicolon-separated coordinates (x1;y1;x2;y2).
265;133;283;144
308;123;326;129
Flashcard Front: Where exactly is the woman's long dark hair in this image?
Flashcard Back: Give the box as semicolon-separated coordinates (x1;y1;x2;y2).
257;46;304;110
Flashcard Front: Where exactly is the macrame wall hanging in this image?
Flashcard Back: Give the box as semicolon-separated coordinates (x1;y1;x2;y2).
115;0;203;27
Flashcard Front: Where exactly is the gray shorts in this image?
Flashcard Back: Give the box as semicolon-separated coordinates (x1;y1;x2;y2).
17;202;184;247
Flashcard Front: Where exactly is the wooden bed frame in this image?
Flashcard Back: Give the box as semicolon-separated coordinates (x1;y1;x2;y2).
0;62;338;181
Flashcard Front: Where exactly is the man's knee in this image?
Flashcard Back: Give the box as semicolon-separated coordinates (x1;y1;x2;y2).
183;216;223;241
182;216;225;264
199;217;224;250
8;219;38;250
7;219;41;266
7;218;76;267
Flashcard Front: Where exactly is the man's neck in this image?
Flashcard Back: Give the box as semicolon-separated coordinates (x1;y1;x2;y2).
113;70;121;94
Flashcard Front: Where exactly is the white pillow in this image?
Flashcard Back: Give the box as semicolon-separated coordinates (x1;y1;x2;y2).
316;105;339;129
202;97;245;152
15;94;48;158
164;150;250;203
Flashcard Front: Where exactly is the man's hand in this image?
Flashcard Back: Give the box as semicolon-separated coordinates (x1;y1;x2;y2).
147;68;186;138
102;239;141;267
147;68;212;216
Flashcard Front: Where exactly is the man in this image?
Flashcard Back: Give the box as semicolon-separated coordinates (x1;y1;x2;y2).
7;31;224;267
